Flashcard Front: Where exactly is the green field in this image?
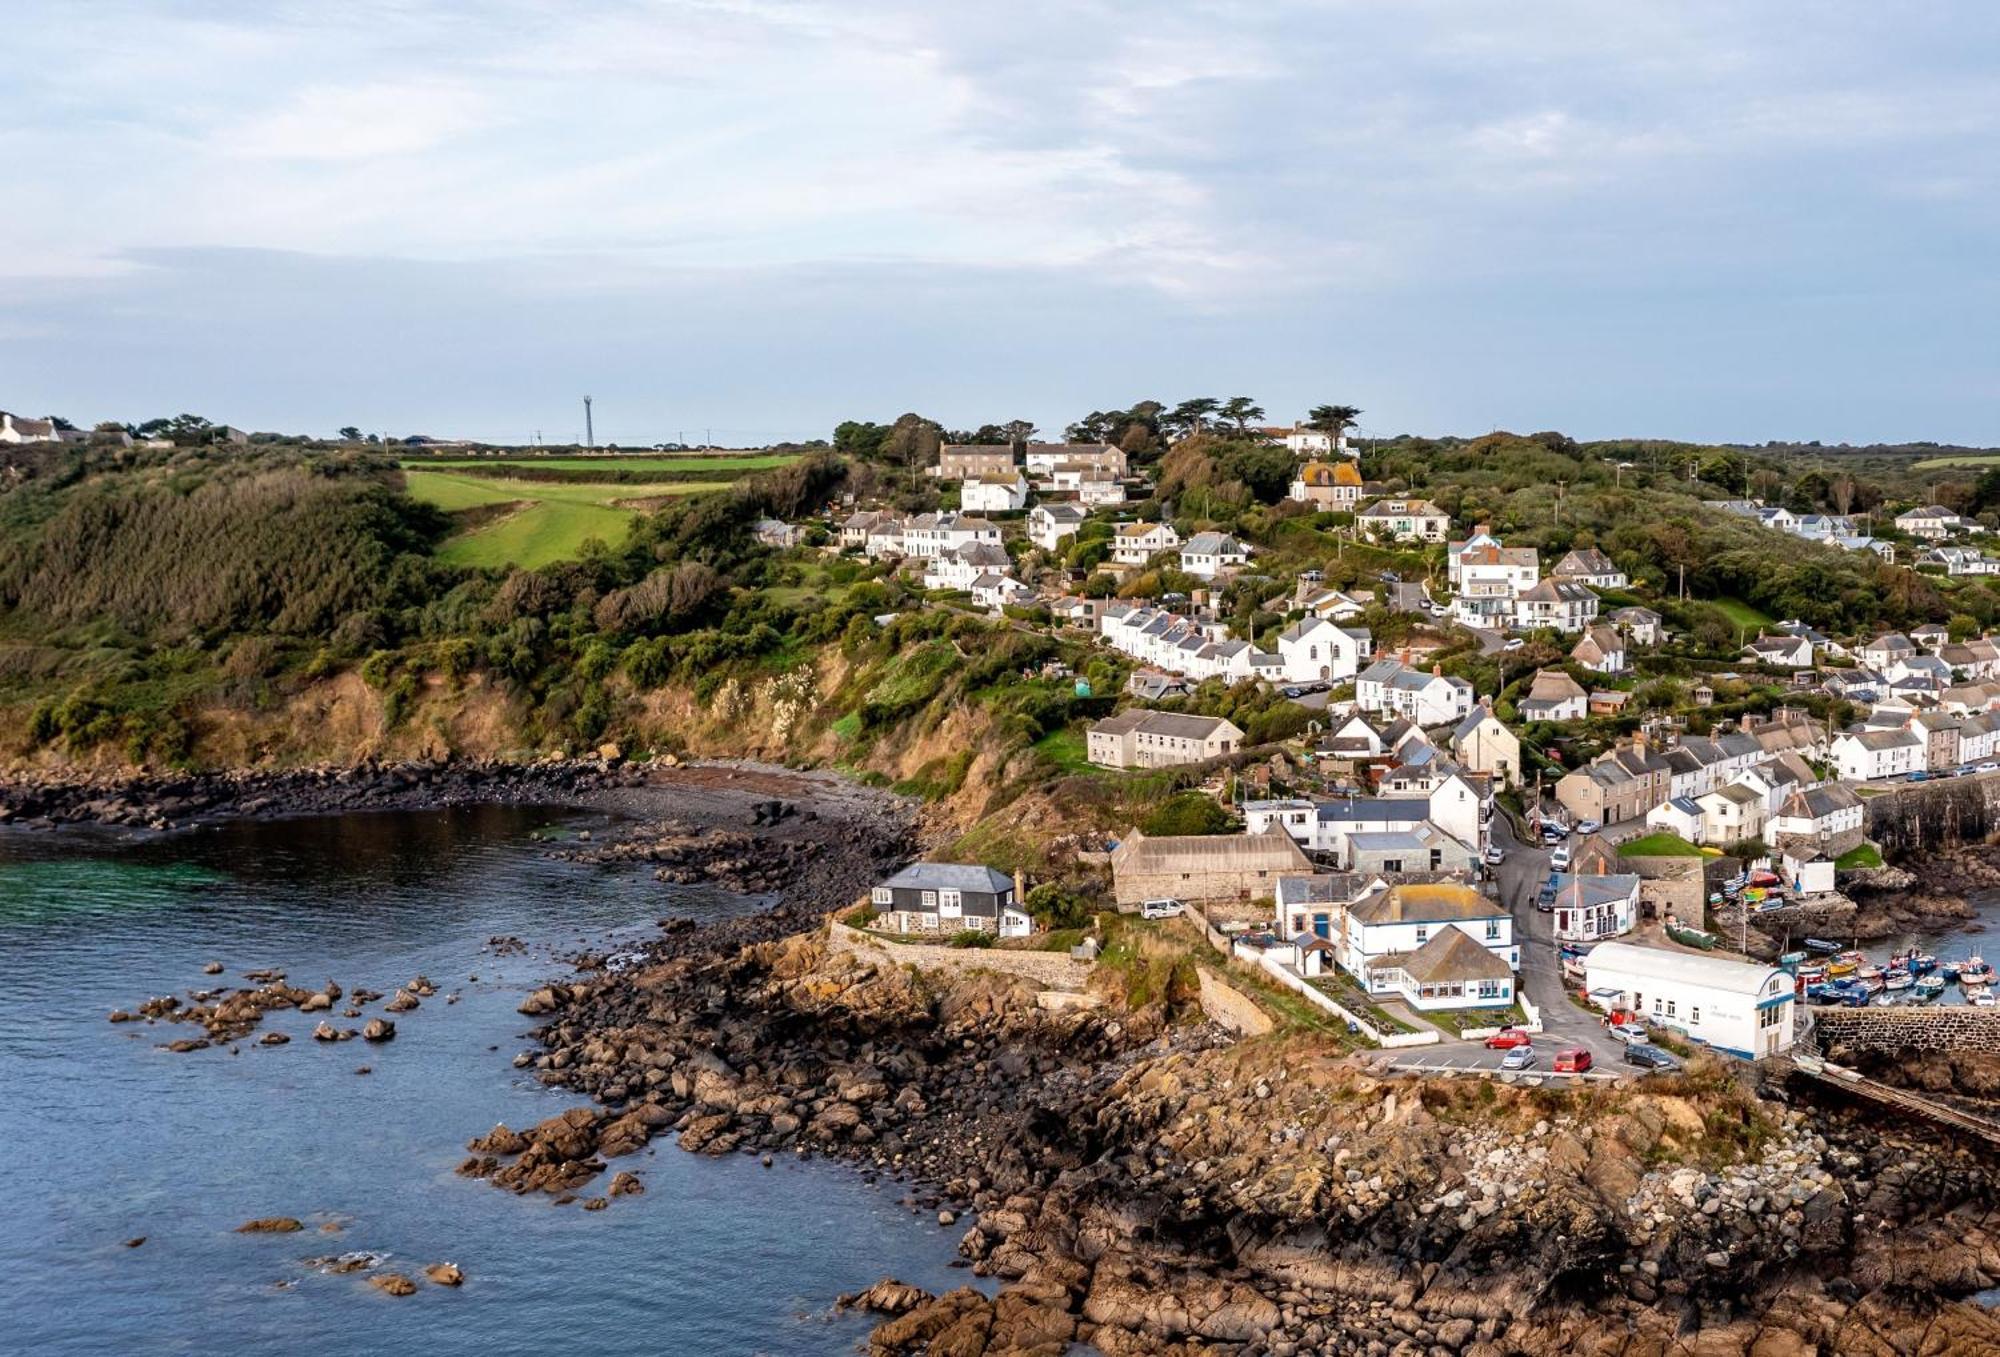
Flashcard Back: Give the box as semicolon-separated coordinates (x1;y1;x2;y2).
403;469;730;569
408;454;797;474
1912;455;2000;470
1617;832;1703;857
1709;597;1773;630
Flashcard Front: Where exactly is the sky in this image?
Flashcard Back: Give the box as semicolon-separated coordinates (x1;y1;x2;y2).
2;1;1996;447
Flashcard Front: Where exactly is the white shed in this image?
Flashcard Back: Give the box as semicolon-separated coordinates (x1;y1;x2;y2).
1582;941;1795;1059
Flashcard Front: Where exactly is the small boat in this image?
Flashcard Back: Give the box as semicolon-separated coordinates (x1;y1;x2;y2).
1972;990;1997;1008
1941;961;1963;982
1915;974;1947;1000
1960;958;1996;986
1827;954;1860;977
1796;963;1828;984
1804;937;1843;953
1883;968;1914;991
1841;985;1874;1007
1906;953;1938;975
1855;964;1884;983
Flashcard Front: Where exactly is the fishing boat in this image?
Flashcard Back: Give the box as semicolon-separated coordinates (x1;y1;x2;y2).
1883;968;1914;991
1855;963;1884;984
1840;984;1874;1007
1901;951;1938;975
1827;952;1861;977
1795;962;1828;984
1960;957;1996;986
1940;960;1963;983
1804;937;1843;953
1915;974;1947;1000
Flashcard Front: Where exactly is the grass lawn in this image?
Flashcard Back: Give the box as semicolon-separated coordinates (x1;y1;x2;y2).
1835;843;1883;870
410;454;797;474
404;469;729;569
1709;597;1773;630
1030;726;1094;775
1618;832;1703;857
1308;972;1419;1034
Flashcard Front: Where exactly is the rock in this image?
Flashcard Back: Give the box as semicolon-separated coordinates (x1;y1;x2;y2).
123;1237;146;1248
608;1171;645;1197
312;1022;341;1042
840;1278;931;1314
259;1032;290;1046
583;1197;609;1211
235;1217;304;1233
384;990;419;1013
468;1124;530;1156
299;992;332;1013
370;1273;417;1297
518;988;560;1016
362;1018;395;1043
425;1262;464;1287
938;1210;957;1226
202;962;223;975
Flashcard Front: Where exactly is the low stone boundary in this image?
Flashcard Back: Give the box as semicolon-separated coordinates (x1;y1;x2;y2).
828;921;1095;992
1810;1004;2000;1053
1459;996;1544;1041
1197;966;1274;1037
1254;953;1440;1049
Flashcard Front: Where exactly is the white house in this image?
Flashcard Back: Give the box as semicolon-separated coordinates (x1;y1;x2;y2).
1743;634;1813;669
1356;498;1451;543
960;473;1029;513
1341;882;1518;1012
924;541;1013;590
1570;626;1627;674
1583;942;1796;1059
1450;703;1520;789
1028;503;1088;552
1764;783;1865;850
1512;578;1600;632
1896;505;1977;540
1111;522;1181;565
1831;728;1925;782
1355;659;1475;726
1517;669;1588;723
1551;548;1627;589
902;512;1002;561
0;412;59;443
1449;534;1540;629
1695;781;1766;845
1178;531;1250;579
1646;796;1707;845
1550;872;1640;943
1024;442;1126;479
1611;607;1664;647
1276;617;1370;684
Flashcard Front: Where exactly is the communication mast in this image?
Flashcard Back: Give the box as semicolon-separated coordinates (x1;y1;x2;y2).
584;396;594;450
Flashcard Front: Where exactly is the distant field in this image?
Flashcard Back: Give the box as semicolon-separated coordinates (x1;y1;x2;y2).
1912;455;2000;470
1708;597;1773;629
408;454;797;474
403;469;728;569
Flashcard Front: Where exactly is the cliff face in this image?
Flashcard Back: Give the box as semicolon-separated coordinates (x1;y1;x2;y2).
1865;776;2000;855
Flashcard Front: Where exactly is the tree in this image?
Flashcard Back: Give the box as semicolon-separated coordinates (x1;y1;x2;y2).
878;413;943;489
1220;396;1265;433
1002;419;1036;448
1141;790;1235;837
1306;404;1362;452
833;420;890;460
1831;473;1859;516
337;426;362;441
1167;397;1221;440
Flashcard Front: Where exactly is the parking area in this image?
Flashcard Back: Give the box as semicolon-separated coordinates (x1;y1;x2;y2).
1382;1044;1626;1083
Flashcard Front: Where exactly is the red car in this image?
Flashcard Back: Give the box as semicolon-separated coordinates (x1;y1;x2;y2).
1484;1028;1532;1050
1553;1048;1593;1074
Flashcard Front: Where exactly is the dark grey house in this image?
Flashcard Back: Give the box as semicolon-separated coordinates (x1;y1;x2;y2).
869;863;1028;937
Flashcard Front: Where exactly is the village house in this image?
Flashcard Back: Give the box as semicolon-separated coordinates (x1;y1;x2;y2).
1831;727;1925;781
1110;521;1181;565
1938;638;2000;680
969;573;1034;611
960;471;1030;513
869;863;1030;938
1941;680;2000;715
1261;423;1348;458
1245;770;1486;864
1518;669;1588;723
1917;546;2000;576
1512;577;1600;632
1027;502;1088;552
1907;709;1963;771
1551;547;1627;589
1695;782;1766;846
1583;942;1795;1058
1346;822;1480;876
1570;625;1627;674
1178;531;1251;580
1763;783;1865;855
1108;824;1312;907
1550;872;1641;943
1356;498;1451;543
1742;634;1813;669
1024;442;1126;479
1276;616;1371;684
0;412;59;443
1355;658;1475;726
1912;623;1951;650
1646;797;1707;845
863;516;907;558
1124;669;1192;702
1590;689;1631;718
923;540;1013;591
902;512;1002;560
1086;711;1244;769
1097;604;1283;683
1448;531;1540;629
1894;505;1977;540
1288;459;1366;509
1610;606;1664;647
840;509;897;551
1450;701;1520;789
1339;881;1518;1012
1555;738;1672;826
935;445;1019;481
1295;584;1367;622
1858;632;1916;668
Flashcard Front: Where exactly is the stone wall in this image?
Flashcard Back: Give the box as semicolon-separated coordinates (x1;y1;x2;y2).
1810;1005;2000;1054
827;921;1095;992
1863;775;2000;855
1619;854;1710;923
1197;966;1275;1037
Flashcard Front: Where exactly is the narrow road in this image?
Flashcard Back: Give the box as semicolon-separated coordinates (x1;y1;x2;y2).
1487;815;1624;1062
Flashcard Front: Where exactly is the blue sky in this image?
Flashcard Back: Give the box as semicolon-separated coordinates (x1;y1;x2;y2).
2;1;1996;446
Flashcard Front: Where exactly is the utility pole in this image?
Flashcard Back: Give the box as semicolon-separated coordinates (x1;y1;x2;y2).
584;396;594;450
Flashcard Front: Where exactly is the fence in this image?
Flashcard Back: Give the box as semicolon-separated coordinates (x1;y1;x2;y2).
1253;952;1440;1049
1456;993;1543;1041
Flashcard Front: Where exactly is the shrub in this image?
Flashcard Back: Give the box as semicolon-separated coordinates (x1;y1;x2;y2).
948;929;993;949
1141;790;1235;837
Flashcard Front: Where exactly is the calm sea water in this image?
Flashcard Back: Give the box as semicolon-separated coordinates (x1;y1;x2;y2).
0;806;974;1355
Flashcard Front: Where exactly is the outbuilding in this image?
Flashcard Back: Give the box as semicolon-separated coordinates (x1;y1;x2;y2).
1583;941;1795;1058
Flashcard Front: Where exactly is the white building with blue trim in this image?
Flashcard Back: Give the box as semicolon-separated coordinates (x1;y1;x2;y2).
1583;941;1795;1058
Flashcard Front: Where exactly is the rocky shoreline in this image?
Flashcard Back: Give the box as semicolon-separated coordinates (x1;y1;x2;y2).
481;912;2000;1355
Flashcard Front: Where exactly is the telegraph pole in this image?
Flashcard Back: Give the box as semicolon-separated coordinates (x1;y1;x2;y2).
584;396;594;450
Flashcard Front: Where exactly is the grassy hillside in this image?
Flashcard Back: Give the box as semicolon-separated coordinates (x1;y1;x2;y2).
402;469;729;569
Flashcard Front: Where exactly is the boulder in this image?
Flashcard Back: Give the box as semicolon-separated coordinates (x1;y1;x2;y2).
425;1262;464;1287
370;1273;417;1297
362;1019;395;1043
608;1171;645;1197
236;1217;304;1234
518;988;560;1016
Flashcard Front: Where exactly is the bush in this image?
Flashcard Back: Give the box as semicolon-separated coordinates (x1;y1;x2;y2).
1141;790;1235;837
947;929;994;949
1024;882;1093;930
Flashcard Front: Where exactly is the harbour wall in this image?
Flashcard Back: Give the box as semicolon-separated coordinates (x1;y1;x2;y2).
1863;775;2000;855
1809;1005;2000;1053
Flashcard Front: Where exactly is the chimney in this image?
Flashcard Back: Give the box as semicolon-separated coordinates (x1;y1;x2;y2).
1481;694;1494;710
1432;664;1443;677
1014;868;1026;906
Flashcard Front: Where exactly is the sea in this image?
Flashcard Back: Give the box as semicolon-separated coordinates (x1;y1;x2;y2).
0;805;976;1355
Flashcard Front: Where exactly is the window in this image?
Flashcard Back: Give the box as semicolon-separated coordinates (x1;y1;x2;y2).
1665;1000;1677;1018
1652;997;1662;1014
921;890;937;907
1759;1004;1785;1029
1414;926;1429;944
1690;1006;1701;1024
1486;919;1501;940
939;890;961;909
872;887;891;905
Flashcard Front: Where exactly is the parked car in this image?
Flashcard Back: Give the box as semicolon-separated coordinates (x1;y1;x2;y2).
1907;770;1929;783
1576;819;1602;835
1282;686;1304;699
1139;899;1185;920
1503;638;1525;651
1484;845;1505;866
1483;1027;1533;1050
1552;1047;1593;1074
1300;569;1324;583
1606;1021;1651;1045
1499;1045;1538;1071
1980;762;1999;774
1621;1044;1679;1072
1550;845;1572;871
1536;878;1559;911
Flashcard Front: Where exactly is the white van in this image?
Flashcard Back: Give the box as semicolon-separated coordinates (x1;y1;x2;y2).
1140;899;1185;920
